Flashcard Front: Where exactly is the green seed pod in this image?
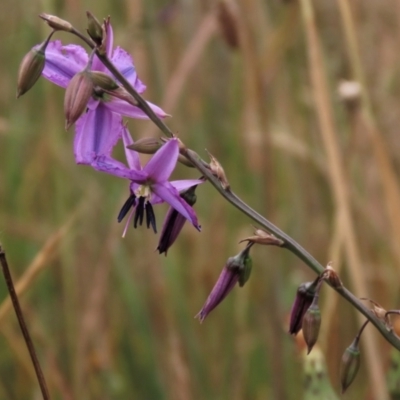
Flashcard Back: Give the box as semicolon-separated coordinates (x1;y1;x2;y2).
302;301;321;355
340;339;361;394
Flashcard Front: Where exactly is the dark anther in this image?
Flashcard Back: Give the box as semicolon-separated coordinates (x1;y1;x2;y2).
117;194;136;222
133;197;145;228
145;201;157;233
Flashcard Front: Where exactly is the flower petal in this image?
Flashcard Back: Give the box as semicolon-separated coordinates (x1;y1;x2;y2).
105;98;168;120
144;139;179;182
93;155;146;181
170;179;204;192
121;127;141;171
74;104;122;164
152;182;200;229
38;41;88;88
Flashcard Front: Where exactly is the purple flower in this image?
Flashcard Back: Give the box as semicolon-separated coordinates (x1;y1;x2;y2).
196;245;253;323
94;127;202;236
36;19;167;164
288;281;316;335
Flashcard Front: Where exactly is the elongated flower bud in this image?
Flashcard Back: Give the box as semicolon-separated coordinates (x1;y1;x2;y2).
86;12;103;45
340;338;361;394
196;244;253;322
289;281;316;335
16;48;45;98
39;13;73;32
157;185;198;255
302;298;321;355
16;30;55;98
64;70;94;129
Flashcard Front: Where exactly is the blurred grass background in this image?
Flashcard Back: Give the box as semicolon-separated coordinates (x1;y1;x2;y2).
1;0;400;399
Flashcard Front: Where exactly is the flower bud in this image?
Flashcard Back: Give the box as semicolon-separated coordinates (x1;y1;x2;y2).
86;11;103;45
127;137;162;154
302;299;321;355
157;185;198;255
289;281;316;335
16;48;45;98
64;70;94;129
39;13;73;32
340;338;361;394
196;244;252;322
89;71;119;91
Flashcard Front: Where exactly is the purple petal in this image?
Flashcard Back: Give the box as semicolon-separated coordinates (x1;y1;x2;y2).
110;47;140;89
152;182;200;229
144;139;179;182
39;41;88;88
105;98;168;120
170;179;204;192
74;104;122;164
93;155;146;181
121;127;141;171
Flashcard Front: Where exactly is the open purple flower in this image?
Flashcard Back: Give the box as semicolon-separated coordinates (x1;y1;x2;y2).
35;19;166;164
93;128;202;236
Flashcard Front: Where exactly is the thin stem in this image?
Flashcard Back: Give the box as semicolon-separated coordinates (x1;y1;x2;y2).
0;245;50;400
68;24;400;351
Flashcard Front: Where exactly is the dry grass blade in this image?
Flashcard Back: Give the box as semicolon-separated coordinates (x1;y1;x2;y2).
299;0;388;398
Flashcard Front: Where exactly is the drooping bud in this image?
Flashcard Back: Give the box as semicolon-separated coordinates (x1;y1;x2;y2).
127;137;162;154
16;31;54;98
86;11;104;45
89;71;119;91
64;70;94;129
39;13;73;32
157;185;198;255
196;244;253;322
302;294;321;355
340;337;361;394
289;279;318;335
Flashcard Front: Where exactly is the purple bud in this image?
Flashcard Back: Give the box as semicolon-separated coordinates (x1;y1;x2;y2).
289;281;316;335
196;245;252;323
64;70;94;130
157;185;197;255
